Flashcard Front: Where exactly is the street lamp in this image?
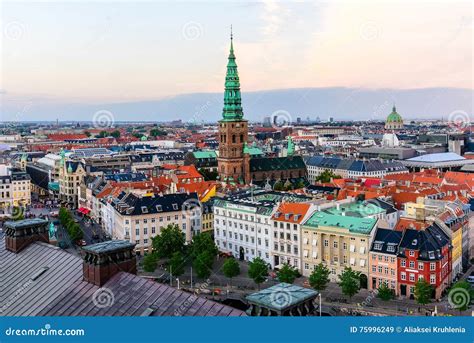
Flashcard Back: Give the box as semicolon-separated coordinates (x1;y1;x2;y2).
176;278;180;290
319;293;322;317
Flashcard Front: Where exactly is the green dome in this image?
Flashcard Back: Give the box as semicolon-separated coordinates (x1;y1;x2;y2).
386;106;403;123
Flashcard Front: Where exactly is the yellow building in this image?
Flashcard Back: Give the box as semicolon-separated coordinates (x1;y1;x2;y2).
301;211;377;287
201;201;214;234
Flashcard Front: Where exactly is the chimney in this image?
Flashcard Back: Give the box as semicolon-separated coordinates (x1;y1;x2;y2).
4;218;49;253
82;240;136;286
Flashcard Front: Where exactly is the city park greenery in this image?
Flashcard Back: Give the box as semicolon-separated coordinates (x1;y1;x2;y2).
315;170;342;183
248;257;268;290
413;279;433;305
338;267;361;300
377;283;395;301
222;257;240;287
309;263;331;291
58;207;84;242
145;224;218;280
277;263;299;284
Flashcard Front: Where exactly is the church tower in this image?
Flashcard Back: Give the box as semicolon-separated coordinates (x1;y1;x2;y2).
217;29;249;184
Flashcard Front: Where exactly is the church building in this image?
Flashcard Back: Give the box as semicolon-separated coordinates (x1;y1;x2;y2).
217;31;306;186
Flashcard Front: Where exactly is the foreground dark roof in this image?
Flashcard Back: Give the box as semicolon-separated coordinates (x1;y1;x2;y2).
0;235;245;317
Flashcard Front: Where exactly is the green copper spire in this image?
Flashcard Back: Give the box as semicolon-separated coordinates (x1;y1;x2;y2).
222;27;244;121
287;136;295;156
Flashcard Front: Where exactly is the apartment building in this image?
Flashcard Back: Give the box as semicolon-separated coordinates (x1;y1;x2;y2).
107;192;201;255
270;202;313;270
0;167;31;211
58;161;86;208
301;211;378;286
213;191;310;267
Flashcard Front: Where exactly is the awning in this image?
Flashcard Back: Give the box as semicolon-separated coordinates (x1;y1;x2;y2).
78;207;91;215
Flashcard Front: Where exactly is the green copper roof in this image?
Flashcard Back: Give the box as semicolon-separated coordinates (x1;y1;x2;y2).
193;151;217;159
221;30;244;122
303;211;377;235
246;283;317;311
386;105;403;123
243;142;264;156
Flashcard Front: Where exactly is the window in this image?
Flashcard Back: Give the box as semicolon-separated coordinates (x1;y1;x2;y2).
409;273;415;282
418;263;424;270
324;239;329;247
430;274;436;284
409;250;415;257
409;261;415;268
401;259;406;267
401;272;406;281
304;263;309;270
333;241;338;248
430;262;436;271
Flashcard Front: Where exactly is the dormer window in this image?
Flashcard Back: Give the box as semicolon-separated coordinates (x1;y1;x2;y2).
172;203;178;210
141;206;148;214
373;243;383;251
156;205;163;212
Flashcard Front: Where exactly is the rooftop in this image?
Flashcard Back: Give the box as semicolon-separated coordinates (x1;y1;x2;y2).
246;283;317;311
303;211;377;235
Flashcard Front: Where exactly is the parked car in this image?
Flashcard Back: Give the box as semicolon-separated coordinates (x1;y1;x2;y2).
467;272;474;285
76;239;87;246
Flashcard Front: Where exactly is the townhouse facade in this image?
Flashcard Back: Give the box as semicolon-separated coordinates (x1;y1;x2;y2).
270;202;313;270
397;223;451;300
369;228;403;293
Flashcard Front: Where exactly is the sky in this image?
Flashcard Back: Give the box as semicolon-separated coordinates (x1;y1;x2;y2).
0;0;472;120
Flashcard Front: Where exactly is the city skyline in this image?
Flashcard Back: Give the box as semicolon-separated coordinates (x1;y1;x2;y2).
1;1;472;122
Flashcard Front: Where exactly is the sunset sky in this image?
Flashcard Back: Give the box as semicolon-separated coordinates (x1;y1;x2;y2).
1;0;472;116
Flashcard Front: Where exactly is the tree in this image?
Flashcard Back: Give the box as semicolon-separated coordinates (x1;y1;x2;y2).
190;232;217;260
277;263;298;284
248;257;268;290
315;169;342;183
84;131;91;137
338;267;361;300
377;283;395;301
167;251;185;277
110;130;121;138
150;128;166;138
151;224;185;259
222;257;240;287
142;253;158;272
294;179;306;189
449;281;474;312
273;180;284;191
96;130;108;138
414;279;432;305
193;250;214;279
309;263;330;291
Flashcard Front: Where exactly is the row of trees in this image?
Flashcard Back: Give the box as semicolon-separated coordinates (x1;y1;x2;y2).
58;207;84;242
